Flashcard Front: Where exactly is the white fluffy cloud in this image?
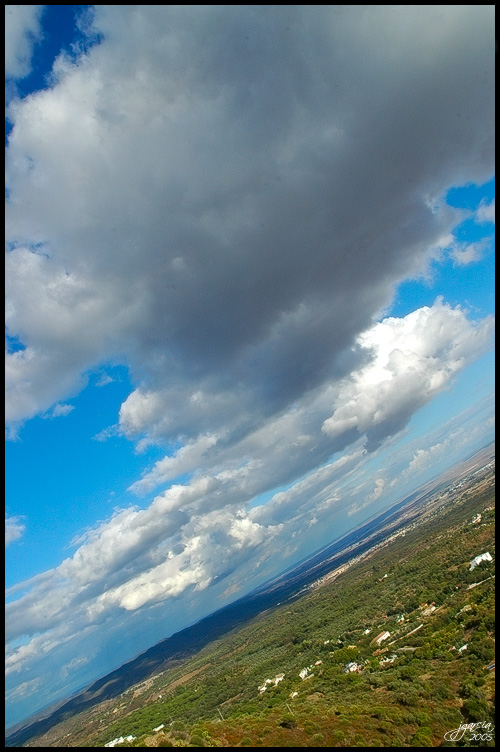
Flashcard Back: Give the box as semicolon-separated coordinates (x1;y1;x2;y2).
477;199;495;224
322;301;494;450
130;434;219;495
450;240;488;266
5;5;44;80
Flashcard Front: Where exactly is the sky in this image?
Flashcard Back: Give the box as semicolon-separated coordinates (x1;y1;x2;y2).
4;5;495;730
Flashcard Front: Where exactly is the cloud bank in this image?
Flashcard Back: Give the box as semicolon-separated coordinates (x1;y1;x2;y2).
6;5;494;433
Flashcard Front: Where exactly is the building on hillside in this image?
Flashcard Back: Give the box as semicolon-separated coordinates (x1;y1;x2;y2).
380;654;397;665
469;552;493;571
343;661;361;673
105;736;136;748
371;630;390;646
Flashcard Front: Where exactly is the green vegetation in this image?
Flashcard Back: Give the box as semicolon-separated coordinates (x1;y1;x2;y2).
27;466;495;747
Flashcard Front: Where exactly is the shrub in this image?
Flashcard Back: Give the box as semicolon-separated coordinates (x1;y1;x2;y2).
278;713;297;730
396;690;420;707
462;697;490;722
352;733;367;745
410;726;433;746
399;666;418;680
189;733;205;746
468;637;495;663
303;720;319;735
432;683;454;701
459;679;475;699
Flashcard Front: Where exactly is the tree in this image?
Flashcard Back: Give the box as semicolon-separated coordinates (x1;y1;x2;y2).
462;697;490;722
410;726;433;746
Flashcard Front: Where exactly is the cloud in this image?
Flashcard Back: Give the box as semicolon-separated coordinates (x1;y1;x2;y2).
406;440;455;477
403;418;493;482
92;424;119;442
450;240;488;266
47;402;74;418
347;477;386;517
5;6;494;440
5;677;41;702
476;199;495;224
59;654;90;681
5;515;25;546
96;372;114;387
130;434;219;494
322;300;494;450
5;5;44;80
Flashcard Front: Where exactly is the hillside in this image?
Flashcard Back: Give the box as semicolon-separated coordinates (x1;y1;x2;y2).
13;454;495;748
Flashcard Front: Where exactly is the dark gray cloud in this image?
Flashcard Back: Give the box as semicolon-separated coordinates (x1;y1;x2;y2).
6;6;494;437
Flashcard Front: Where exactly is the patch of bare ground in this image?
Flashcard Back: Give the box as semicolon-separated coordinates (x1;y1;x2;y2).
162;664;210;694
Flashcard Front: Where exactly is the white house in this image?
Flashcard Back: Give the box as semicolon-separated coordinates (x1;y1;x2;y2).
380;655;397;665
343;662;361;673
105;736;136;748
469;552;493;571
258;679;272;693
372;630;390;646
258;673;285;693
299;665;315;680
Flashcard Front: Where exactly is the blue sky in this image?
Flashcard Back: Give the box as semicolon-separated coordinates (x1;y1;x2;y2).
5;6;495;730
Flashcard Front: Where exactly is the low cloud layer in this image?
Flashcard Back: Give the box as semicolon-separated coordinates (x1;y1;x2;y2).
5;5;495;728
